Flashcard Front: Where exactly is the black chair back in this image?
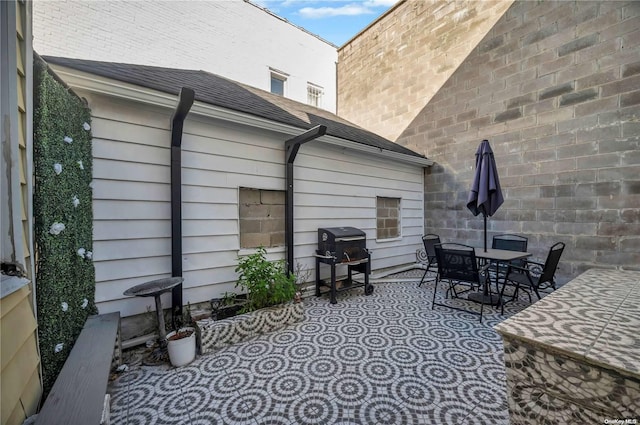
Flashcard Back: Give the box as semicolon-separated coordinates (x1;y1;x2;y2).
422;234;441;263
418;234;441;287
539;242;565;285
492;234;528;252
434;243;481;286
492;234;528;269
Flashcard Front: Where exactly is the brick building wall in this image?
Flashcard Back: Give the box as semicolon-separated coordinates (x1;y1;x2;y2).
337;0;514;141
389;1;640;281
33;0;338;112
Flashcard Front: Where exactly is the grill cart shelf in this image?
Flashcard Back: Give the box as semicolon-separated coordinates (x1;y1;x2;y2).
315;227;373;304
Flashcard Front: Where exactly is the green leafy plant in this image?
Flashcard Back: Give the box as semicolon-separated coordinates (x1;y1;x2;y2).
235;247;297;313
33;55;96;397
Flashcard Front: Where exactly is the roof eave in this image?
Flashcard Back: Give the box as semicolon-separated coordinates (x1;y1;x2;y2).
50;64;433;167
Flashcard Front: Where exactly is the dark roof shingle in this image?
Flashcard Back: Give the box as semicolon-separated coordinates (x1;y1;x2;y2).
43;56;425;159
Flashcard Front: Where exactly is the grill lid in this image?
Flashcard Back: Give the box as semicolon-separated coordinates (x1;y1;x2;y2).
319;227;366;241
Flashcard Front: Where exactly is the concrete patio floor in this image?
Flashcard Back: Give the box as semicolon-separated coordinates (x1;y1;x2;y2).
109;270;532;424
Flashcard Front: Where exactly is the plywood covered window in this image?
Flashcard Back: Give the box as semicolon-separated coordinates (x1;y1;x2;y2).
239;188;285;249
377;197;401;240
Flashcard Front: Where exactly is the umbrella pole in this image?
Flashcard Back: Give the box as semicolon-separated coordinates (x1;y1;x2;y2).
484;215;487;252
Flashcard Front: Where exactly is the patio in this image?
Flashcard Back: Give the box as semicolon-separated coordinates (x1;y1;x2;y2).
108;270;532;425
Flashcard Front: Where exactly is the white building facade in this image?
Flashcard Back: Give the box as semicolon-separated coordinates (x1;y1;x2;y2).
33;0;338;112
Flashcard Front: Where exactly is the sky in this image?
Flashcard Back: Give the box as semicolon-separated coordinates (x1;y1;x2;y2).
252;0;398;46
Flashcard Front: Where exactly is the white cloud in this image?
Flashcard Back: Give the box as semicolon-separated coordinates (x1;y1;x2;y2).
299;4;374;18
364;0;397;6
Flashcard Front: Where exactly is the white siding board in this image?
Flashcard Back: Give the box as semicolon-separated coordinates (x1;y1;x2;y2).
94;219;170;241
296;193;374;208
85;93;172;131
95;256;172;282
94;238;171;261
183;266;238;289
94;159;170;184
183;186;237;204
93;180;170;202
297;154;422;185
295;206;373;220
93;200;171;220
182;168;232;188
93;139;169;165
182;150;283;178
183;203;237;220
91;116;170;147
228;175;284;191
183;235;237;255
182;220;238;237
295;181;421;200
182;126;288;158
182;250;238;273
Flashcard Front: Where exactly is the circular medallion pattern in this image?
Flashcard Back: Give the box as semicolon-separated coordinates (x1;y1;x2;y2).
362;396;407;424
268;370;312;401
110;279;528;425
291;392;338;424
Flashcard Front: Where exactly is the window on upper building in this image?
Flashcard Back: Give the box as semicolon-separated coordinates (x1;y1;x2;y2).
376;197;401;240
307;83;323;108
270;69;287;96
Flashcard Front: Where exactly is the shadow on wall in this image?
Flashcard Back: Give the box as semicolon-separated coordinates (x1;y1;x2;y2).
395;0;640;282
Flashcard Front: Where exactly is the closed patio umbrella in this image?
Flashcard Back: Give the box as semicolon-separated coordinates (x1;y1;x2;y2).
467;140;504;252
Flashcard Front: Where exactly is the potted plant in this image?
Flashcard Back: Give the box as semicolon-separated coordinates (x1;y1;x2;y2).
211;292;247;320
166;305;197;367
235;247;297;313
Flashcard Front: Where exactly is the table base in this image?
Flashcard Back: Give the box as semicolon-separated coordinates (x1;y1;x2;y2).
468;292;500;306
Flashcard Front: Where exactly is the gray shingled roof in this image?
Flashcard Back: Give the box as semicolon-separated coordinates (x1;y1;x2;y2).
44;56;426;159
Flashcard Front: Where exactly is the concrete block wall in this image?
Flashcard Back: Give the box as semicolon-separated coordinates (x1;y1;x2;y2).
393;1;640;281
239;188;285;249
337;0;514;141
376;197;400;239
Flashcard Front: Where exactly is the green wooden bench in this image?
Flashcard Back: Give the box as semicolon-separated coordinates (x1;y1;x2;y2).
36;312;121;425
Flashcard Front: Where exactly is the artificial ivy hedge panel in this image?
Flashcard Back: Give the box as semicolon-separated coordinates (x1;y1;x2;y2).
33;56;97;396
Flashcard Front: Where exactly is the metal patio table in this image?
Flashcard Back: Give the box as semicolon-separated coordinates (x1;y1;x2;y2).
469;248;531;306
123;276;184;364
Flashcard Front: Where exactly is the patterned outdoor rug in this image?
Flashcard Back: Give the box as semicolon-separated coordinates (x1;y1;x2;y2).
109;276;531;424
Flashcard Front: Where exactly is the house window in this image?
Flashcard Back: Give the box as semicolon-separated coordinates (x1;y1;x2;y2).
239;188;285;249
307;83;323;107
377;197;401;240
270;70;287;96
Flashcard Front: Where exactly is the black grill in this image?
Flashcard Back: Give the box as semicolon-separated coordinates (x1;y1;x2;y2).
318;227;368;263
315;227;373;304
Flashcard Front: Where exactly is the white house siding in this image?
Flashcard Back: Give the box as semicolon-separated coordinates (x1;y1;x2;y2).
33;0;338;112
81;91;423;318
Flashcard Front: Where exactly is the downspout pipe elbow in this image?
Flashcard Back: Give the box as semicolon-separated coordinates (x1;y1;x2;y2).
170;87;195;325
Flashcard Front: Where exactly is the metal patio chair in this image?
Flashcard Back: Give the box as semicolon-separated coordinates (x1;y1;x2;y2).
490;234;528;277
432;243;490;322
501;242;565;308
418;234;441;287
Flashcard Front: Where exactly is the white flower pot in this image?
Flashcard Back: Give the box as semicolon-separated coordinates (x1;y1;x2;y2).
166;327;196;367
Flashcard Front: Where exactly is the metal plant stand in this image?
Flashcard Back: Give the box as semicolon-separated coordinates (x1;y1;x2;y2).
123;277;184;365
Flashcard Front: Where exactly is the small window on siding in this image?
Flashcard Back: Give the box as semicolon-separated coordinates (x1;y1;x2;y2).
239;188;285;249
307;83;323;107
270;70;287;96
377;197;401;240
